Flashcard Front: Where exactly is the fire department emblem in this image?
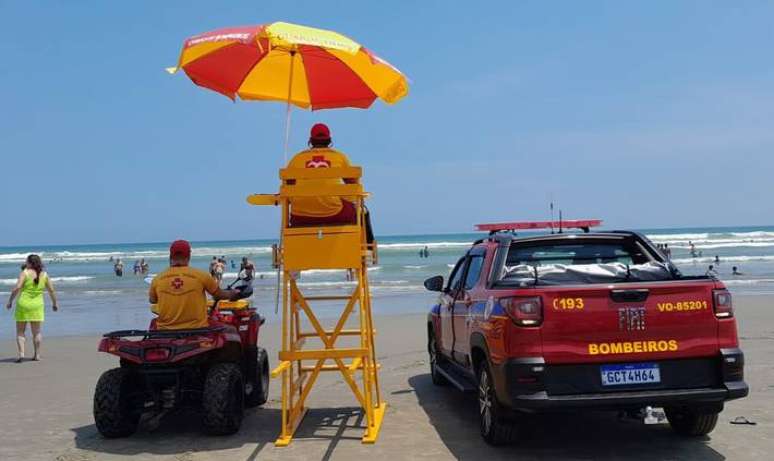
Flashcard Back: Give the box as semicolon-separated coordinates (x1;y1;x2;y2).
171;277;184;289
305;155;331;168
619;307;646;331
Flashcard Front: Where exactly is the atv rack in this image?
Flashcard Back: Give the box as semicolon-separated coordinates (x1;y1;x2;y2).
103;327;225;339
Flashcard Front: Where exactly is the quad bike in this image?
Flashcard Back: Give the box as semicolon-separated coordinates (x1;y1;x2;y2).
93;280;269;437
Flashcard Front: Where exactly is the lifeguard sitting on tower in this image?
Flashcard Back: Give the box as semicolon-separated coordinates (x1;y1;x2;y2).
286;123;374;242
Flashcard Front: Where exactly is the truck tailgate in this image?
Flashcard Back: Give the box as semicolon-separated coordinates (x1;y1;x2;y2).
538;280;719;364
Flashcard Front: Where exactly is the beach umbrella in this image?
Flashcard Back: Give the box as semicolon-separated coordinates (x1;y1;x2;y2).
167;21;409;158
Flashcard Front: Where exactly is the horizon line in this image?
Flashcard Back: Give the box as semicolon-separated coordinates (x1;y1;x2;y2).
2;223;774;250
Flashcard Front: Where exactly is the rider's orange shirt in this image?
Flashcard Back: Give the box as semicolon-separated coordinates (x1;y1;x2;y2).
286;147;352;217
150;266;219;329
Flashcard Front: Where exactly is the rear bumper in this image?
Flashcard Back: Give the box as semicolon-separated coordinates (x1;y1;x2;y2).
492;348;748;412
509;384;748;411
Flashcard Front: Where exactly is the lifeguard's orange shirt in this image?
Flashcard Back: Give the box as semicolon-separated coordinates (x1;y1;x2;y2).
286;147;352;217
149;266;219;329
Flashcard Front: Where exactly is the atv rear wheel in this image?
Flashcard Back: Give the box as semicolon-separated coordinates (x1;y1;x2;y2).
665;406;719;436
428;328;448;386
245;347;269;408
202;363;244;435
93;368;141;438
478;361;515;445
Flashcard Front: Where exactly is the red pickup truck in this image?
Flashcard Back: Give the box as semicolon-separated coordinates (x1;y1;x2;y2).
425;221;748;445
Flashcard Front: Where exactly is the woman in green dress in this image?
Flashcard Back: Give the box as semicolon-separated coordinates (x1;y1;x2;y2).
5;254;59;362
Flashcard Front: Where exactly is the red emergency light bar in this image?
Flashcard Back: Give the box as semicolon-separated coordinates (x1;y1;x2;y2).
475;219;603;233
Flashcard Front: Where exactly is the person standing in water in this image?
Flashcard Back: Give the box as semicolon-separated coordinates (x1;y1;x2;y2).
140;258;149;275
114;258;124;277
5;255;59;362
209;256;218;278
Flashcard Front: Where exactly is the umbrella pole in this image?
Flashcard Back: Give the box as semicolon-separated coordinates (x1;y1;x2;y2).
283;101;292;164
282;50;297;163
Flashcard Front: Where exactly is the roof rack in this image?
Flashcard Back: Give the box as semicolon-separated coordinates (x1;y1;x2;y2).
475;219;603;235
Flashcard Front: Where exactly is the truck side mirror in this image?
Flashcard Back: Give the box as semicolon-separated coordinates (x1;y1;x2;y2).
424;275;444;292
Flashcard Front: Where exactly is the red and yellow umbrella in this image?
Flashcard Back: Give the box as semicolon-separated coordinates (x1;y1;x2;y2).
168;21;409;110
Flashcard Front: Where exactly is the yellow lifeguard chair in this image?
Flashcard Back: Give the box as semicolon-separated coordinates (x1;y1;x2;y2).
247;165;385;447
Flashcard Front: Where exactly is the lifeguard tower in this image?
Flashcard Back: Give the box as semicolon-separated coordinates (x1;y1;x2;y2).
247;165;384;447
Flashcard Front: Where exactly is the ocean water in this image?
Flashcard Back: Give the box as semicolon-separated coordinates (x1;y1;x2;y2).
2;226;773;338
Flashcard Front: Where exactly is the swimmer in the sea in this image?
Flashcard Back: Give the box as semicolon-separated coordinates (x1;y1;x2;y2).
732;266;744;276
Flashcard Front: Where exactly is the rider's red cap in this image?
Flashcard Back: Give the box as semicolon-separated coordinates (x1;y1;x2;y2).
170;240;191;258
310;123;331;141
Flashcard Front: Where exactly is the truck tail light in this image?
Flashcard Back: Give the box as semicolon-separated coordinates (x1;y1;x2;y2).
501;296;543;326
145;348;171;362
713;289;734;318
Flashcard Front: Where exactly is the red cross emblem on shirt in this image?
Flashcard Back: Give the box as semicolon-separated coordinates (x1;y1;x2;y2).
171;277;184;289
305;155;331;168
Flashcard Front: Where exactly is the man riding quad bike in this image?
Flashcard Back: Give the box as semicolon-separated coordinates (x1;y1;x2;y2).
93;241;269;437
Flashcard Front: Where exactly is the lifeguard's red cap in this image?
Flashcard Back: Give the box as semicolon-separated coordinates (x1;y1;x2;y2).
310;123;331;141
170;240;191;258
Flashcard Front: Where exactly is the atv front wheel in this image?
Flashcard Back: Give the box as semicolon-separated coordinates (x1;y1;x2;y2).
202;363;244;435
245;347;269;408
93;368;141;438
665;406;719;436
478;361;515;445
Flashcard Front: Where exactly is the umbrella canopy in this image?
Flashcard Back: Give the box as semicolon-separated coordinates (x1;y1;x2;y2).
168;22;409;110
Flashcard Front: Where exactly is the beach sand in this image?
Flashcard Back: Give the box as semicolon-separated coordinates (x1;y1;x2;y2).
1;296;772;461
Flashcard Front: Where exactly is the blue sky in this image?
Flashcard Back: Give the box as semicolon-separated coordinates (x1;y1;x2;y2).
1;1;773;245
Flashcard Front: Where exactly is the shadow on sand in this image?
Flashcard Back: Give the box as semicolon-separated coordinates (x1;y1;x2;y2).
71;405;369;461
408;374;726;461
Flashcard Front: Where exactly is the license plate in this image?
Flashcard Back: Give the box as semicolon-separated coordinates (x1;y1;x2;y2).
601;363;660;386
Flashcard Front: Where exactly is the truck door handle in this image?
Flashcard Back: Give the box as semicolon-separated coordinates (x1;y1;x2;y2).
463;293;473;307
610;289;650;303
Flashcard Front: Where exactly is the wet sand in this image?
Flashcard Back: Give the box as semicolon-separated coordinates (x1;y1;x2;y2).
1;296;772;461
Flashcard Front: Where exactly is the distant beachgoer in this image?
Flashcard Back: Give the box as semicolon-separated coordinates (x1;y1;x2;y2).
240;257;255;282
230;259;236;269
714;255;720;264
114;259;124;277
133;259;141;275
732;266;744;276
5;255;59;362
209;257;218;278
214;258;225;283
140;259;149;275
423;246;430;258
109;256;114;262
706;265;718;278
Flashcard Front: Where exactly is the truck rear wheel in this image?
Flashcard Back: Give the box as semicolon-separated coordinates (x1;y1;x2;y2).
245;347;269;408
478;361;515;445
428;329;448;386
665;407;719;436
202;363;244;435
93;368;140;438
